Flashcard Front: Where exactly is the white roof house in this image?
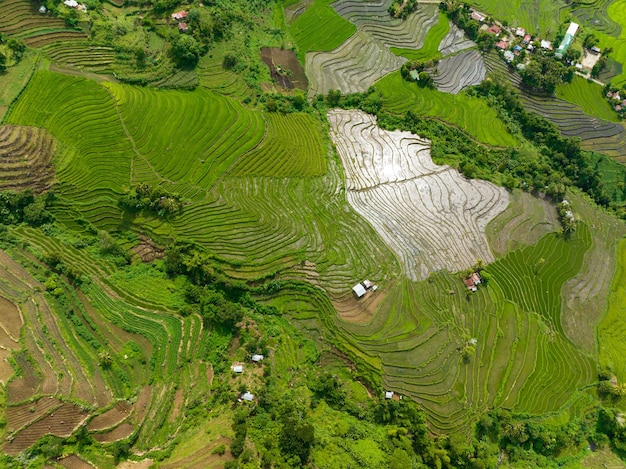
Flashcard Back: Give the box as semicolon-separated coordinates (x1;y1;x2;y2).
242;392;254;401
352;283;366;298
39;5;47;13
385;391;394;399
362;279;373;289
541;40;552;50
232;365;243;373
251;354;264;362
63;0;78;7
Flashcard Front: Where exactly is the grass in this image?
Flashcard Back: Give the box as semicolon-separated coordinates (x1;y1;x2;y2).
375;71;519;147
289;0;356;59
598;238;626;382
467;0;568;37
556;75;620;122
390;12;449;61
0;50;38;121
594;0;626;86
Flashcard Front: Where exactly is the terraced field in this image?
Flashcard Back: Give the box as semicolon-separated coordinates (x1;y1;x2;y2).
307;31;406;96
0;125;56;192
483;51;626;160
376;71;518;147
289;0;356;58
432;49;486;95
571;0;621;37
276;221;596;433
438;23;476;56
556;75;619;123
328;109;509;280
42;41;116;75
0;0;85;46
389;11;449;61
598;239;626;382
594;0;626;86
333;1;439;49
467;0;568;36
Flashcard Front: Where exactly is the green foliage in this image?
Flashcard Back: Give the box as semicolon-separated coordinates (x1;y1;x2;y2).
0;190;54;227
289;0;356;59
388;0;418;19
171;35;203;67
520;55;574;93
118;183;183;218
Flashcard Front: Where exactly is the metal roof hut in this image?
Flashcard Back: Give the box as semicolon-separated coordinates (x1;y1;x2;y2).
352;283;366;298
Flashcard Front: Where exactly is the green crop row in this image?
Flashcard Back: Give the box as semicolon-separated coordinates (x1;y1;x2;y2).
376;71;519;147
390;12;449;61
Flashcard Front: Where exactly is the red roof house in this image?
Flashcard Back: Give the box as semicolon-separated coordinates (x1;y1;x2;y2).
171;10;188;21
495;40;508;50
487;25;501;36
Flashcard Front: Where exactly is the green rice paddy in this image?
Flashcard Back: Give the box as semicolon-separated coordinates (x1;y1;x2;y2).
376;71;519;147
289;0;356;59
556;76;620;122
390;12;449;61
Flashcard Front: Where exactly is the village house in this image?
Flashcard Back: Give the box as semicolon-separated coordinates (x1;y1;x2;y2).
232;364;243;373
251;354;264;362
515;27;526;37
178;22;189;33
495;40;508;51
523;34;531;44
352;283;366;298
171;10;188;21
487;25;501;36
470;11;485;22
541;39;553;50
242;392;254;402
385;391;394;399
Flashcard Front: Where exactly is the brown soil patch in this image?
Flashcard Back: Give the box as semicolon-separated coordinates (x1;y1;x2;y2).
7;353;40;403
0;296;23;339
0;349;15;384
0;125;56;193
261;48;308;91
332;284;391;324
87;401;133;431
167;388;184;423
6;396;63;433
207;364;214;387
57;454;96;469
134;385;152;423
132;235;165;263
4;402;90;455
93;422;135;443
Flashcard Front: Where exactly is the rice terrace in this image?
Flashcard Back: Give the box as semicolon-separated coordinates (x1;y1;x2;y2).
2;0;626;467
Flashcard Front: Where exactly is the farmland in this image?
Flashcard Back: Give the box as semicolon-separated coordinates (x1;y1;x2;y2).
328;109;509;281
0;0;626;466
376;71;518;147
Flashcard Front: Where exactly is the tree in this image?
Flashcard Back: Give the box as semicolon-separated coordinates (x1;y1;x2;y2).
327;89;341;107
171;35;202;67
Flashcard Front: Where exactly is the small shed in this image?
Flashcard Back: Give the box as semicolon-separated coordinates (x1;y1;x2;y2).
541;40;552;50
242;392;254;401
232;365;243;373
38;5;47;13
178;22;189;32
63;0;78;7
362;279;373;289
385;391;394;399
470;272;481;285
251;354;264;362
591;46;601;55
352;283;367;298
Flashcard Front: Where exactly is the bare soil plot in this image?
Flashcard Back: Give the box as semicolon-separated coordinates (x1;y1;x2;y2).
93;422;135;443
7;352;40;403
307;31;405;97
0;296;23;339
6;396;63;434
3;402;90;455
167;388;184;423
328;109;509;280
432;49;486;94
87;401;133;431
0;125;56;192
261;48;308;91
57;455;96;469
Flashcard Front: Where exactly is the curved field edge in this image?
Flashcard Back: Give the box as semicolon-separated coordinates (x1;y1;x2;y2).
375;71;519;147
289;0;357;59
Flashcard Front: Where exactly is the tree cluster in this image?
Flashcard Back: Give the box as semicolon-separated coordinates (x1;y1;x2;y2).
0;190;54;227
519;55;574;93
0;34;26;71
118;183;183;218
388;0;418;19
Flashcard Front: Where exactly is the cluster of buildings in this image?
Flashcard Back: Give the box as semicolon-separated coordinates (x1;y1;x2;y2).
352;279;378;299
231;354;264;402
470;10;592;72
171;10;189;33
606;90;626;112
62;0;88;11
463;272;482;292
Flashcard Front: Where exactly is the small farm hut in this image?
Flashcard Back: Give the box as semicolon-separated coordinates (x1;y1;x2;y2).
232;365;243;373
352;283;367;298
39;5;47;13
178;22;189;32
252;354;264;362
242;392;254;401
385;391;394;399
